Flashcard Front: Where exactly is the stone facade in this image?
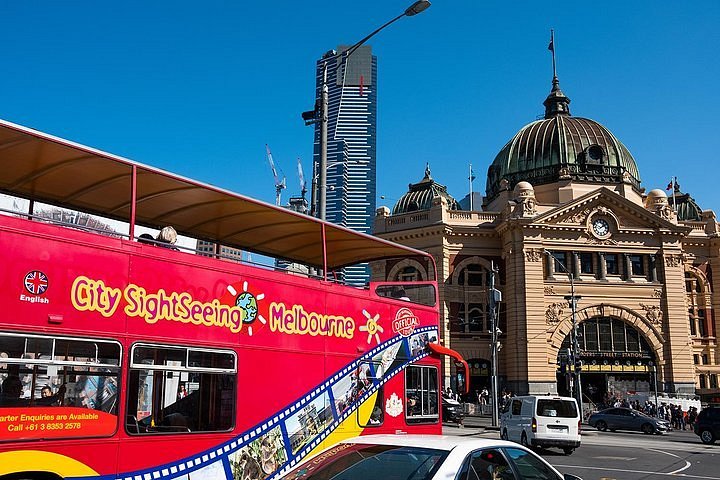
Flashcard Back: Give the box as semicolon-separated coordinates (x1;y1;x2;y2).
374;180;719;406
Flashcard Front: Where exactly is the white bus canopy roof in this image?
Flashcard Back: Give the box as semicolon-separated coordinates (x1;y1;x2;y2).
0;119;430;271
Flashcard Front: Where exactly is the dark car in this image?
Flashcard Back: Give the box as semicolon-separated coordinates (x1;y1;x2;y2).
588;407;670;434
442;396;465;425
694;407;720;444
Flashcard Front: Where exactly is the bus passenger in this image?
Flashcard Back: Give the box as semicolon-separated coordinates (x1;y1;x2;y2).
138;233;155;244
0;376;25;406
37;384;65;406
156;226;179;250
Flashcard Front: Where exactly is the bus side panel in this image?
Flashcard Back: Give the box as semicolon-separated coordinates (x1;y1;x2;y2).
0;220;131;336
0;216;444;477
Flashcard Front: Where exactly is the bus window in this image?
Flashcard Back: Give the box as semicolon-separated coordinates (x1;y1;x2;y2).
405;365;439;423
126;344;236;435
375;284;436;307
0;332;120;440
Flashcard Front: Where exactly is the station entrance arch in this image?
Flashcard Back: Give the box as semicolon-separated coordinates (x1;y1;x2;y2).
556;315;659;407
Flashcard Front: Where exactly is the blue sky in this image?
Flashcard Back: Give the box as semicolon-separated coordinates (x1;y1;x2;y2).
2;1;718;214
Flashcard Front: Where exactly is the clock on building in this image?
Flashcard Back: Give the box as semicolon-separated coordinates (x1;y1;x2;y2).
592;218;610;237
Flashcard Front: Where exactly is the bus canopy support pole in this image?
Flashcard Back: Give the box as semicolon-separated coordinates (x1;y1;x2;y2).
129;165;137;241
321;223;328;282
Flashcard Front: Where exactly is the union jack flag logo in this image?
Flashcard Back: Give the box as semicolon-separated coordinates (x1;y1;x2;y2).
24;271;49;295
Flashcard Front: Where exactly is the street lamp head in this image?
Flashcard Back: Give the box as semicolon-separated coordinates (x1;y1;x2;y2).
405;0;431;16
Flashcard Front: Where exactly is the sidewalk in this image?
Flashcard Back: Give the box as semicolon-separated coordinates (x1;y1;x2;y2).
445;414;501;431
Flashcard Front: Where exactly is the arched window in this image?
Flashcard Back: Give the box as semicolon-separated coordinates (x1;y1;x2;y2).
386;259;428;283
398;266;420;282
563;317;652;354
457;264;488;286
458;303;486;333
449;261;498;335
686;271;708;337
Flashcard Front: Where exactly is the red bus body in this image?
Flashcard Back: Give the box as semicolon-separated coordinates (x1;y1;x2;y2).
0;120;459;480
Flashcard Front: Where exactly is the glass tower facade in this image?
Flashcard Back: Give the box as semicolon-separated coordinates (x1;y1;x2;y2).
311;46;377;285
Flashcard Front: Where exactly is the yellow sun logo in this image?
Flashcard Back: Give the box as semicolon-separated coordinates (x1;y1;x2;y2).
359;309;384;345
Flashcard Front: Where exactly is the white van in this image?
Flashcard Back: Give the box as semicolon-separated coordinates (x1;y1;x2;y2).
500;395;581;455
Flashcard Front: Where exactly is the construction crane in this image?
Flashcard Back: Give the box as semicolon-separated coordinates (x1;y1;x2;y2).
265;144;286;206
297;158;307;199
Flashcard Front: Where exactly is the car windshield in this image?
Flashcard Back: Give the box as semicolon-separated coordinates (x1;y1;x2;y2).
278;443;449;480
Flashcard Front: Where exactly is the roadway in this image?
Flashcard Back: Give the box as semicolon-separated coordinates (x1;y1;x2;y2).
443;419;719;480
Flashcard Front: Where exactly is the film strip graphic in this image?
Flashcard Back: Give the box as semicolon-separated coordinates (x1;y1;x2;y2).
93;327;438;480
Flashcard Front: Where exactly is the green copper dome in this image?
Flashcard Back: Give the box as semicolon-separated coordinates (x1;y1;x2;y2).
668;188;703;221
485;78;641;203
393;164;460;214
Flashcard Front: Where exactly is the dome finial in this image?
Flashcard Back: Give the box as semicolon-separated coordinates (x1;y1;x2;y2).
543;29;571;118
424;162;431;180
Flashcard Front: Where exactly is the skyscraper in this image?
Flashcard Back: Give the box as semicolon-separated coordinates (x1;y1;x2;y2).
310;46;377;285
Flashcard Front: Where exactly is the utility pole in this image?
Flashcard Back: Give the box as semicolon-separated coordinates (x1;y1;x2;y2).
564;291;583;414
488;261;502;427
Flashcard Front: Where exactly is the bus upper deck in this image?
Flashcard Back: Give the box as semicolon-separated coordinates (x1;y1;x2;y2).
0;118;435;282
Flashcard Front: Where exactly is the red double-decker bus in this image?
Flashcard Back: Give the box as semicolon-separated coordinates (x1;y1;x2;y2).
0;119;468;480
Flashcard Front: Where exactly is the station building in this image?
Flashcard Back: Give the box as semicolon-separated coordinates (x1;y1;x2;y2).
373;75;720;407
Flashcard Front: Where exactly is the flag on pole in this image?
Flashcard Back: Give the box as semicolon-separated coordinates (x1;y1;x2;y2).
548;31;554;52
666;180;673;190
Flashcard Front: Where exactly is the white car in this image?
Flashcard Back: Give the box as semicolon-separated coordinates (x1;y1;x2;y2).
278;434;582;480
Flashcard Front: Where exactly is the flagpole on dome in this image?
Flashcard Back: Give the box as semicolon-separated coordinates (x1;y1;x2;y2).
666;176;678;213
548;29;557;82
468;163;476;211
672;177;678;213
544;29;570;118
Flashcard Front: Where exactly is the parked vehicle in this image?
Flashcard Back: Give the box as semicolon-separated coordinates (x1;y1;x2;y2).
500;395;581;455
588;407;670;434
694;407;720;444
278;434;583;480
442;395;466;425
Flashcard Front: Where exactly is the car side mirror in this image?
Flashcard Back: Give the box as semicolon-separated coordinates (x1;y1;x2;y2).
564;475;583;480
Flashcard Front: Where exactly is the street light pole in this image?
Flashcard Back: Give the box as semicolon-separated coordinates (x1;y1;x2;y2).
311;160;346;217
303;0;431;220
488;261;502;427
319;78;329;220
545;251;583;416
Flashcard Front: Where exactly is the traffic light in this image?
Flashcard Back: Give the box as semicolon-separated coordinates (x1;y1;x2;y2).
558;357;567;375
574;359;583;374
